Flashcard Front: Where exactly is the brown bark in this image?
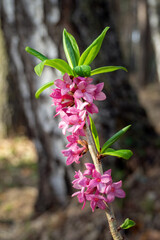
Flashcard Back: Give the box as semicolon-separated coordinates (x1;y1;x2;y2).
73;0;158;167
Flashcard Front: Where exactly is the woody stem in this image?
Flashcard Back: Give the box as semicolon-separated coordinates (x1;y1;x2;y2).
85;120;124;240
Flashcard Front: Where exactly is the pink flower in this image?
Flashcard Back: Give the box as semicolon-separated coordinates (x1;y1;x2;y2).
75;98;89;111
104;169;112;175
86;193;107;212
87;169;112;193
72;166;126;211
73;76;93;85
72;170;89;189
58;110;70;134
62;143;86;165
67;109;87;134
66;134;79;148
50;89;74;109
105;180;126;203
74;81;96;103
58;109;86;135
93;82;106;101
72;187;86;209
50;74;108;170
58;120;69;135
84;163;95;176
55;73;75;95
85;103;99;114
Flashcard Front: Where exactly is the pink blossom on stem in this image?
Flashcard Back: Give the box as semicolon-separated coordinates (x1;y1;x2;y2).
83;163;95;176
75;98;89;111
74;81;97;103
73;76;93;85
49;71;126;215
50;89;74;110
93;82;106;101
58;109;86;135
86;193;107;212
105;180;126;203
72;170;89;189
50;73;108;170
66;134;79;148
55;73;75;95
85;103;99;114
87;169;112;193
71;166;125;212
62;143;86;165
67;110;86;134
72;187;86;209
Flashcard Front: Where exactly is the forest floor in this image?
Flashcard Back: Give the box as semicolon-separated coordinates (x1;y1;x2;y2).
0;82;160;240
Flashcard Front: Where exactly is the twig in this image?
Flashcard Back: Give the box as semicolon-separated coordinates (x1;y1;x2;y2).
85;120;124;240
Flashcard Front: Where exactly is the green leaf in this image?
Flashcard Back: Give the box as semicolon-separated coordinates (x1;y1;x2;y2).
101;125;131;153
34;62;46;76
120;218;136;230
91;66;128;76
102;148;133;160
89;116;100;152
78;27;110;66
63;29;80;68
34;59;74;76
25;46;48;61
35;81;54;98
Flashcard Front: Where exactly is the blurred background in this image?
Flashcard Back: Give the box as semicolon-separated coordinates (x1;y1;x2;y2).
0;0;160;239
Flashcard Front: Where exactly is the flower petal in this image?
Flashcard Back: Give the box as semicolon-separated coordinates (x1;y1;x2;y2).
86;103;98;114
90;200;96;212
97;182;106;193
97;200;106;210
113;180;122;189
115;189;126;198
55;79;65;89
63;73;72;84
86;84;97;93
92;169;101;178
83;92;93;103
95;92;106;101
107;192;115;203
74;90;83;99
95;82;104;92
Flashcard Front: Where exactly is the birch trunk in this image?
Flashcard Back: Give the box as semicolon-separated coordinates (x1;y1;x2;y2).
1;0;74;213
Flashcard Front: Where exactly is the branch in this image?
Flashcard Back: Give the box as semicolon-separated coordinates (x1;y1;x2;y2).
85;120;124;240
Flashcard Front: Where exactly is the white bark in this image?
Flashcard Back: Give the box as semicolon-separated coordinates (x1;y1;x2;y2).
1;0;72;209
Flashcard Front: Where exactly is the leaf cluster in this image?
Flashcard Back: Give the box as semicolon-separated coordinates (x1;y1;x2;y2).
25;27;127;97
89;116;133;160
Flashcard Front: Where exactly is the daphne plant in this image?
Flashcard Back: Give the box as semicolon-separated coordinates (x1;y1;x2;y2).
26;27;135;240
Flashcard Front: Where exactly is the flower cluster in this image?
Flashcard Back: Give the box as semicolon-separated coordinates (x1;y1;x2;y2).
50;73;126;212
50;73;106;165
72;163;126;212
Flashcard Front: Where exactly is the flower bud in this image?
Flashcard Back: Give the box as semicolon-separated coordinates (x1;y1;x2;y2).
73;65;91;77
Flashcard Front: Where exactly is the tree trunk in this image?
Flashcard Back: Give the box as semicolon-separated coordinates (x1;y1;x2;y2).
73;0;158;169
147;0;160;83
0;26;9;137
0;0;75;213
137;0;152;85
0;0;158;213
